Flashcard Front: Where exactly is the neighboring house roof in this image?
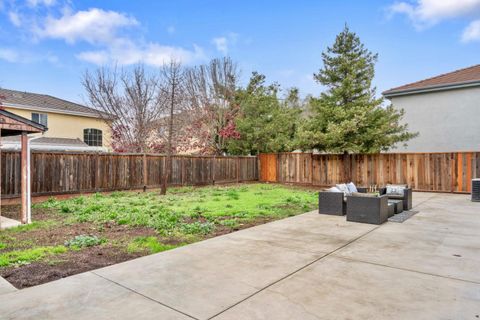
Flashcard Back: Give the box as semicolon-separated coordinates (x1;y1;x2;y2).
0;136;106;151
1;136;87;146
383;64;480;98
0;88;107;118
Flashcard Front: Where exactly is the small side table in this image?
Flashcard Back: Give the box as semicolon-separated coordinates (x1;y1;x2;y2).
388;200;404;215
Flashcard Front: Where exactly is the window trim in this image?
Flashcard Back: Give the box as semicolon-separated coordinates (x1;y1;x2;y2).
31;112;48;127
83;128;103;147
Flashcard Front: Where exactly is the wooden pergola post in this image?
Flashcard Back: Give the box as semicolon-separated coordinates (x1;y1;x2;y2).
20;132;28;224
0;109;46;227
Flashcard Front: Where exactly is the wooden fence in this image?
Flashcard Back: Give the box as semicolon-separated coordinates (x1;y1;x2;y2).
1;151;258;198
259;152;480;193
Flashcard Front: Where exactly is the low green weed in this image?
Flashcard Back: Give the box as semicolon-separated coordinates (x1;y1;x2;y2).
127;236;177;254
180;221;214;235
64;235;105;249
0;246;67;267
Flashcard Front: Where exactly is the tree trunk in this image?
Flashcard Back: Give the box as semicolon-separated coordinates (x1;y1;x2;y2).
160;81;176;195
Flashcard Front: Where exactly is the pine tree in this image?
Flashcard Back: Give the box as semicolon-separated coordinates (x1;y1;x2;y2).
296;25;417;153
226;72;301;155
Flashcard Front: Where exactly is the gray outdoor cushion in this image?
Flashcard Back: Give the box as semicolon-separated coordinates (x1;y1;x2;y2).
386;184;407;196
351;192;378;198
336;183;351;195
347;182;358;193
327;186;342;193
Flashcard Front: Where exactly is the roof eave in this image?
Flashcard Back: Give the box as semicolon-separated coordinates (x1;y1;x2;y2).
2;102;107;119
383;80;480;98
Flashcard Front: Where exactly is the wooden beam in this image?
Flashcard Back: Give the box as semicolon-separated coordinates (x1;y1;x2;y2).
20;132;28;224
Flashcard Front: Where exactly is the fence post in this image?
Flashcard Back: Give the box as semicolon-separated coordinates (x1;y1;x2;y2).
212;156;216;185
95;153;100;192
257;155;260;182
310;153;313;185
161;156;165;187
181;156;185;185
342;152;350;183
237;157;240;183
143;153;147;192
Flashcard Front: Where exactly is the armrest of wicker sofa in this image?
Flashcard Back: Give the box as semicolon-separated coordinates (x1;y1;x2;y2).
403;188;413;210
384;187;413;210
319;191;345;216
346;194;389;225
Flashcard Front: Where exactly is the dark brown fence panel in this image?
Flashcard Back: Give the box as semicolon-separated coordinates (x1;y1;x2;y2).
238;157;258;181
0;151;258;198
214;157;238;183
260;152;480;193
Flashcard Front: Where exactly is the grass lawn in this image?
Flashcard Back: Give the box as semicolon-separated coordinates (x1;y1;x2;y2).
0;183;317;288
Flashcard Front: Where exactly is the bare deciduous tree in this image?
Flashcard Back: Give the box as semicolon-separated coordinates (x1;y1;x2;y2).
82;65;164;152
184;57;239;155
158;60;187;195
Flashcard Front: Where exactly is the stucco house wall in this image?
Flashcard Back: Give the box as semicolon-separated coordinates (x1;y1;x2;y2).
3;106;112;149
388;87;480;152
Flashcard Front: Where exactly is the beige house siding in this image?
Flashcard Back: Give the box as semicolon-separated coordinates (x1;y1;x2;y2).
3;106;112;149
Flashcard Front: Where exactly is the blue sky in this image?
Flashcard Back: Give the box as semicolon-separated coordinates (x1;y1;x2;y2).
1;0;479;103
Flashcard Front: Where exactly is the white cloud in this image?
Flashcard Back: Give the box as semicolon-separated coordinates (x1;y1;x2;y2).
0;48;19;62
6;5;206;67
389;0;480;41
212;37;228;54
390;0;480;27
37;8;138;44
8;11;21;26
27;0;56;7
0;48;58;63
76;50;109;65
211;32;238;55
462;19;480;41
77;39;206;66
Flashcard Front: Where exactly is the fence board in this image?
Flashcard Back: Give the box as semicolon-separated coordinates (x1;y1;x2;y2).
259;152;479;193
0;151;258;198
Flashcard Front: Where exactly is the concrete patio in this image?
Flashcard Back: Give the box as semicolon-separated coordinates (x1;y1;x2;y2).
0;192;479;319
0;216;21;230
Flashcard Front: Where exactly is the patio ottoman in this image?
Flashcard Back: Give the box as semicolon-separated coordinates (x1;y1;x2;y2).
388;199;403;215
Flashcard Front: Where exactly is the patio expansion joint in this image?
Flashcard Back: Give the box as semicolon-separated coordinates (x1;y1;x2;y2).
90;271;200;320
332;255;480;286
207;224;382;320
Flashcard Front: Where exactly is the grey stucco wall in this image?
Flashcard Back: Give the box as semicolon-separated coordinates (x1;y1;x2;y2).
388;87;480;152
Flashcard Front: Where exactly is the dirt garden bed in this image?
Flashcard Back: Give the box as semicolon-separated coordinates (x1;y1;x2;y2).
0;183;318;289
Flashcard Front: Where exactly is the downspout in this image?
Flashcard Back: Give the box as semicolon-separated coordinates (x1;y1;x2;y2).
26;134;44;223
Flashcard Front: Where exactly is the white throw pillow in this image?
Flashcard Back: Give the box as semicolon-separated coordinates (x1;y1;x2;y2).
347;182;358;193
335;183;350;196
386;184;407;196
327;186;342;193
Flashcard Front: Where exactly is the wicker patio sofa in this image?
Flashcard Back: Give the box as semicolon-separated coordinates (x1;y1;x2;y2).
379;186;413;210
318;186;370;216
346;194;389;225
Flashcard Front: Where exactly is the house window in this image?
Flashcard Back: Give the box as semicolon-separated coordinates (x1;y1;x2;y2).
83;128;103;147
31;113;48;127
